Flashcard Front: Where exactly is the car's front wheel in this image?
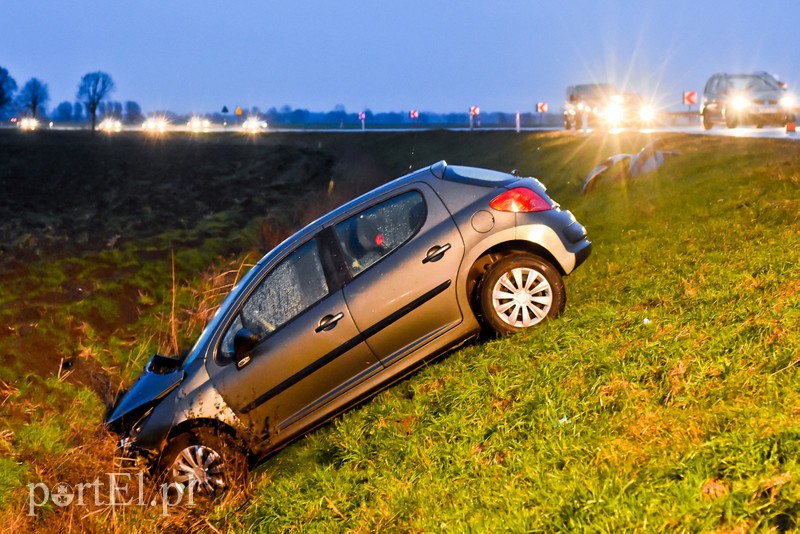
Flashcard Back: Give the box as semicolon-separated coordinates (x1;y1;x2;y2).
159;427;248;496
702;111;713;131
479;255;565;335
724;108;738;129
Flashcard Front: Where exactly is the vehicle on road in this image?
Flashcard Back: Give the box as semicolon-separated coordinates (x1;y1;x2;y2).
106;161;591;495
701;72;797;130
564;84;655;130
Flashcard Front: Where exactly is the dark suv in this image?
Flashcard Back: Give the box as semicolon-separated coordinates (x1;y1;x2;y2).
563;84;654;130
701;72;797;129
564;84;617;129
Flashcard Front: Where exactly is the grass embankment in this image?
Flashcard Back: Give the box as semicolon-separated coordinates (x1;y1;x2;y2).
1;130;798;531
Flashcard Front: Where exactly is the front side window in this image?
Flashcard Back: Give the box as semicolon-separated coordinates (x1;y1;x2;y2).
220;239;328;359
334;191;426;276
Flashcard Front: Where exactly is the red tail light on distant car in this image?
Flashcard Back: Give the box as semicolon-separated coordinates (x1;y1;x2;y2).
490;187;552;213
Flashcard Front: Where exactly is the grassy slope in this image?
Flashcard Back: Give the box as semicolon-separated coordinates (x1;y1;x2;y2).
227;133;800;531
1;131;798;531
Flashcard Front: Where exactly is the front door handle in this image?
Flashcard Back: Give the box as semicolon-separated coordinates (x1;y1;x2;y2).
315;312;344;333
422;243;451;264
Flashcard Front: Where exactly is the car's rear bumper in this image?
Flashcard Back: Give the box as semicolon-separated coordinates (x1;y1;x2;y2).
573;240;592;270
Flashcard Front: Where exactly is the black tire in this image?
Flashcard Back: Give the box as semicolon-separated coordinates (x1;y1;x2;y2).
724;109;738;129
702;111;713;131
159;427;248;496
479;255;566;335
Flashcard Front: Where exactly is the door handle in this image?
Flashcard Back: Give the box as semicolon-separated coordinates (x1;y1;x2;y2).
315;312;344;333
422;243;451;264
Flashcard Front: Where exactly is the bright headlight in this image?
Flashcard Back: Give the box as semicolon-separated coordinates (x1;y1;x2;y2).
731;96;751;111
640;105;655;122
604;104;623;126
780;94;796;108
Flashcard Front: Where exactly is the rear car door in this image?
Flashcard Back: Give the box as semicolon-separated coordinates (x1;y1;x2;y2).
334;183;465;366
210;237;379;438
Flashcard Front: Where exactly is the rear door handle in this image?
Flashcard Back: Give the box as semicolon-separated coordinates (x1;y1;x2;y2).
422;243;451;264
315;312;344;333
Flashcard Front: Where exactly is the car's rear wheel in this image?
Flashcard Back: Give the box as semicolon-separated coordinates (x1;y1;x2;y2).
479;255;565;335
159;427;248;496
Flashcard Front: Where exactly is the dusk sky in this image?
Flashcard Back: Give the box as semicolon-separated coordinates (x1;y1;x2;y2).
3;1;799;115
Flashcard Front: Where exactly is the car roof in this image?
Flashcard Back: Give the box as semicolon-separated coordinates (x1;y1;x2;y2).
255;162;441;267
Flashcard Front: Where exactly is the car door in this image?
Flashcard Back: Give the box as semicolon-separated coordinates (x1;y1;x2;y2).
210;237;380;438
334;184;465;366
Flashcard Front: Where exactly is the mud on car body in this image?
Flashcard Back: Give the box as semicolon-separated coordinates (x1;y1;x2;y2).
106;160;592;494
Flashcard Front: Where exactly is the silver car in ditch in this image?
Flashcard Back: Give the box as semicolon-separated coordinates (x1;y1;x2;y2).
106;160;592;494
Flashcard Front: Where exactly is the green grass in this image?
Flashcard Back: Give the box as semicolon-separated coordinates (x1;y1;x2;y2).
1;131;798;531
220;133;800;531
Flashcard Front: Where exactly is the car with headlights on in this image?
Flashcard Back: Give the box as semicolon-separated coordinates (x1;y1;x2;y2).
701;71;797;129
563;83;617;129
106;161;592;495
564;84;654;130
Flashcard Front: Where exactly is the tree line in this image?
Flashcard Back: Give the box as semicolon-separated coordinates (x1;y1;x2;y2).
1;64;560;130
1;66;118;131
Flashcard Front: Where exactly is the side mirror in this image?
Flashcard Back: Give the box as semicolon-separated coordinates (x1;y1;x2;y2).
233;328;259;368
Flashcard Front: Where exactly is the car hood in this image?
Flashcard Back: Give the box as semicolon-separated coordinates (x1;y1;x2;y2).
105;354;185;433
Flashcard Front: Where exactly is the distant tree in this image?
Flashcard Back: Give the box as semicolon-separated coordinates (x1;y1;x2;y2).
98;101;123;119
77;71;115;131
54;101;73;122
0;66;17;117
124;101;142;124
73;101;84;122
17;78;49;118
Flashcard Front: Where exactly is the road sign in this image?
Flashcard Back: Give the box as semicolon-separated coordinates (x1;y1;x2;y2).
358;112;366;120
537;102;548;113
235;106;243;116
470;106;480;116
683;91;698;106
409;109;419;119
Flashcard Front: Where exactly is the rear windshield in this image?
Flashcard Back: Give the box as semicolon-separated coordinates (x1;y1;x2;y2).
442;165;518;187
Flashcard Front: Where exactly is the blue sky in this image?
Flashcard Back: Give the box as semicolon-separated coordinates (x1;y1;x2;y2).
2;1;798;114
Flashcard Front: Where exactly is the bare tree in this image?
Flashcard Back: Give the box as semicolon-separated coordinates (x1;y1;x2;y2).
77;71;115;132
0;66;17;117
17;78;49;118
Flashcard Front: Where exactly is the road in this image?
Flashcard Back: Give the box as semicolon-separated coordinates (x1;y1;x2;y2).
642;123;800;140
4;122;800;140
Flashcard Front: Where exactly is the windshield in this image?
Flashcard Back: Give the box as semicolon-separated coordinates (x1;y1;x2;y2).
181;261;262;368
572;84;617;100
728;75;782;93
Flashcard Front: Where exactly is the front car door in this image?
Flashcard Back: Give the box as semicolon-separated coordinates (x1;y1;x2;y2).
334;183;465;366
210;237;379;441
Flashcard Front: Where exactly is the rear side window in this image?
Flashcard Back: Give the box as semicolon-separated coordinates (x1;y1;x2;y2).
334;191;426;276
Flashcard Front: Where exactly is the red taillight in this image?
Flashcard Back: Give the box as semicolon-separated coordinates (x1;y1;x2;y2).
489;187;552;213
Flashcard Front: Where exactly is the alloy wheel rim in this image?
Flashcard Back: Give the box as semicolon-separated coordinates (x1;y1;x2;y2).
491;267;552;327
170;445;226;494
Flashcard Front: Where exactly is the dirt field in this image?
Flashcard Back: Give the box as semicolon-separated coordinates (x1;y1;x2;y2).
0;130;395;379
